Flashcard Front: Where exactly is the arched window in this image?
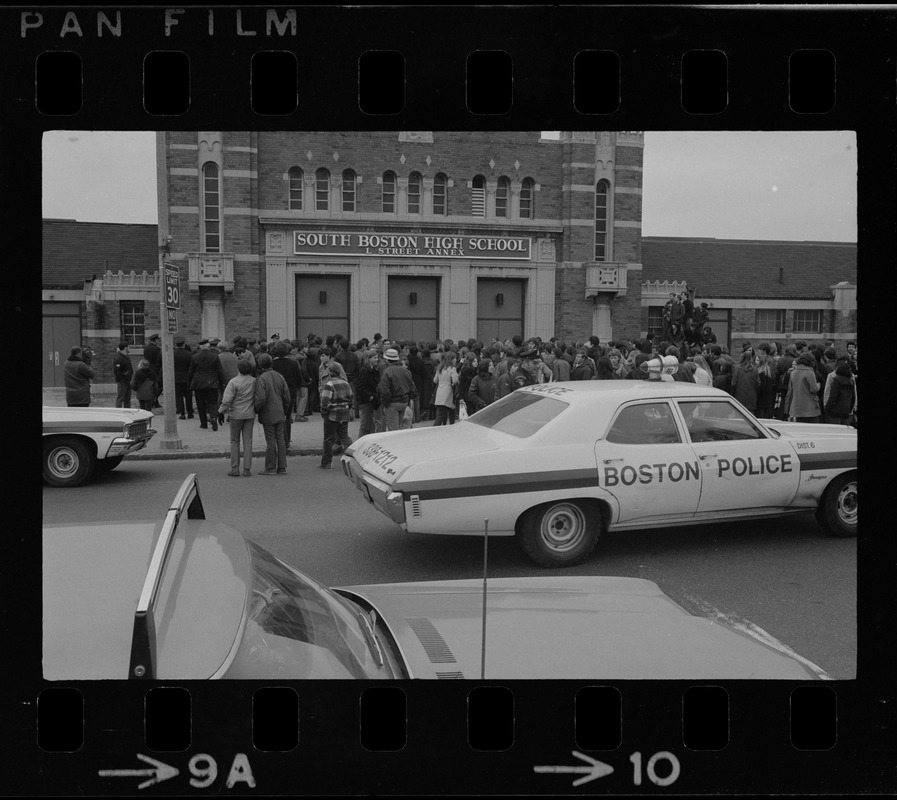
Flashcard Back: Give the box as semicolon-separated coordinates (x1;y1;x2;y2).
342;169;356;212
202;162;221;253
408;172;422;214
382;171;396;213
595;180;610;261
433;173;448;216
288;167;303;210
495;176;510;217
471;175;486;217
315;168;330;211
519;178;535;219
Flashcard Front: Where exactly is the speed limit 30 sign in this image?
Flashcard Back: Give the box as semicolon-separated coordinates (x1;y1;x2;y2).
164;263;180;310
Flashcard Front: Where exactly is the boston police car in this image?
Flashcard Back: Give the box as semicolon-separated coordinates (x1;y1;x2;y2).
341;382;857;567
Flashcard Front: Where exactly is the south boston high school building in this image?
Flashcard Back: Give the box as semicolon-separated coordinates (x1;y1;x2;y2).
161;130;645;346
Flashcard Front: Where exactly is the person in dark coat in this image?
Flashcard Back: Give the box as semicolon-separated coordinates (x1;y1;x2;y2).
112;342;133;408
188;339;225;430
143;333;163;408
130;359;157;412
253;353;292;475
406;345;428;423
63;346;95;407
173;336;195;419
354;349;381;438
824;361;856;425
467;359;496;411
270;342;301;448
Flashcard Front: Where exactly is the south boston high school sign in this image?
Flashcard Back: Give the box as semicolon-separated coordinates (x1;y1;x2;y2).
293;231;532;260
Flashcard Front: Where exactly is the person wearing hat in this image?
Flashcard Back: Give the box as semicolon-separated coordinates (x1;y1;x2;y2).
173;335;194;419
319;361;354;469
377;347;417;432
143;333;163;408
112;341;134;408
188;339;225;430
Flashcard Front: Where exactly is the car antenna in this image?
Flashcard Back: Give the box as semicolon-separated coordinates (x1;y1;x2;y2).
480;517;489;680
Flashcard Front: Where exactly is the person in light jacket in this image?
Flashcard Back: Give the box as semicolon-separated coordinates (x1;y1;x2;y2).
432;350;460;426
784;353;822;422
219;359;257;477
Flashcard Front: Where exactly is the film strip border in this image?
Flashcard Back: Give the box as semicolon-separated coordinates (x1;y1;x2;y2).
5;3;895;796
3;6;890;127
24;681;863;794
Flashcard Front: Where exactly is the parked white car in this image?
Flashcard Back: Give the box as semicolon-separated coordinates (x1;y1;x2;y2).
342;382;857;567
42;406;156;487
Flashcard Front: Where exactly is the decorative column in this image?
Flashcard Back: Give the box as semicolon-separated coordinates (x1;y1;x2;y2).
485;179;497;217
422;176;435;215
396;176;409;215
510;181;522;218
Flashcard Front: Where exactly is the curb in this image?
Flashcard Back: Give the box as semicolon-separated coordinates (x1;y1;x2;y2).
130;447;327;461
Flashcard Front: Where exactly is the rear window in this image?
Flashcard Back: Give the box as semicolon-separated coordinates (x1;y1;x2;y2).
467;391;568;437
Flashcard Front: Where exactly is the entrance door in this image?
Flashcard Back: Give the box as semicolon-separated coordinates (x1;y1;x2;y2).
43;303;82;387
295;275;350;341
388;277;439;342
477;278;524;343
705;308;730;351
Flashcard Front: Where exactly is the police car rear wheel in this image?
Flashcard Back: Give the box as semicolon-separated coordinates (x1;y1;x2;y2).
518;500;600;567
816;472;857;538
43;437;95;487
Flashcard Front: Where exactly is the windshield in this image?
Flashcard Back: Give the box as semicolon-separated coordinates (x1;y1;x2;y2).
467;390;568;437
229;541;385;679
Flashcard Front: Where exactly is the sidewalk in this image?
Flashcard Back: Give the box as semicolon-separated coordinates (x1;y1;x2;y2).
42;387;383;460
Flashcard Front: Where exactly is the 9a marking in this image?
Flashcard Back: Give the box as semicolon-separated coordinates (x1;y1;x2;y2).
629;750;680;786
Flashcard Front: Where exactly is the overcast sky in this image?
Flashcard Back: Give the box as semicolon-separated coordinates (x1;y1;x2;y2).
41;130;857;242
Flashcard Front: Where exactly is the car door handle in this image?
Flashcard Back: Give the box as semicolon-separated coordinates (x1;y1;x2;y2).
603;458;623;464
699;454;718;460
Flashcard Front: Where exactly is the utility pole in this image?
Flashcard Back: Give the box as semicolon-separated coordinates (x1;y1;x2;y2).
156;131;183;451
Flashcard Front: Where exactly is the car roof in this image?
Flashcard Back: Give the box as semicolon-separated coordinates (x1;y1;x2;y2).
43;519;251;680
518;380;729;400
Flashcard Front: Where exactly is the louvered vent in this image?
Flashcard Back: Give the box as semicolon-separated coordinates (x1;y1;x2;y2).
471;188;485;217
406;617;457;664
410;494;422;518
435;670;466;679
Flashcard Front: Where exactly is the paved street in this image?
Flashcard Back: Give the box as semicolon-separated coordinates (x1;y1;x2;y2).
43;455;857;679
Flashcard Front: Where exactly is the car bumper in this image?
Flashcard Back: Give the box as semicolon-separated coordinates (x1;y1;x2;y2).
106;430;156;458
342;456;406;525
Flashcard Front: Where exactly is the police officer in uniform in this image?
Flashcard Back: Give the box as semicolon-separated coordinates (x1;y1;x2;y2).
188;339;225;430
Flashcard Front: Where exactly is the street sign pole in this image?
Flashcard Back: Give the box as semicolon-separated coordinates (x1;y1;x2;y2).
156;131;183;451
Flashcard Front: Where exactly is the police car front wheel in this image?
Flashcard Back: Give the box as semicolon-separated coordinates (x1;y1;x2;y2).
43;437;96;487
517;500;601;567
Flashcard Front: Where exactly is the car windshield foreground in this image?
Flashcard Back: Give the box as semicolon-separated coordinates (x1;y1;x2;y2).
43;474;824;680
341;382;857;567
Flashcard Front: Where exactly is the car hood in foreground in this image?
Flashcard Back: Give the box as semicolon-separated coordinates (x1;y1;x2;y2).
43;521;250;680
337;576;820;680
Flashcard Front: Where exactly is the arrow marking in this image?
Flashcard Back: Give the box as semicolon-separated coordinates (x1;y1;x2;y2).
534;750;614;786
99;753;179;789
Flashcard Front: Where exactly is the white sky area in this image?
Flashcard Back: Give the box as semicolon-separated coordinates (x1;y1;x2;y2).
42;130;857;242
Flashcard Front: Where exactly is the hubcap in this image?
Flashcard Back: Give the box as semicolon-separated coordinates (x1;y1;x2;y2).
48;447;78;478
837;481;857;526
540;503;586;552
